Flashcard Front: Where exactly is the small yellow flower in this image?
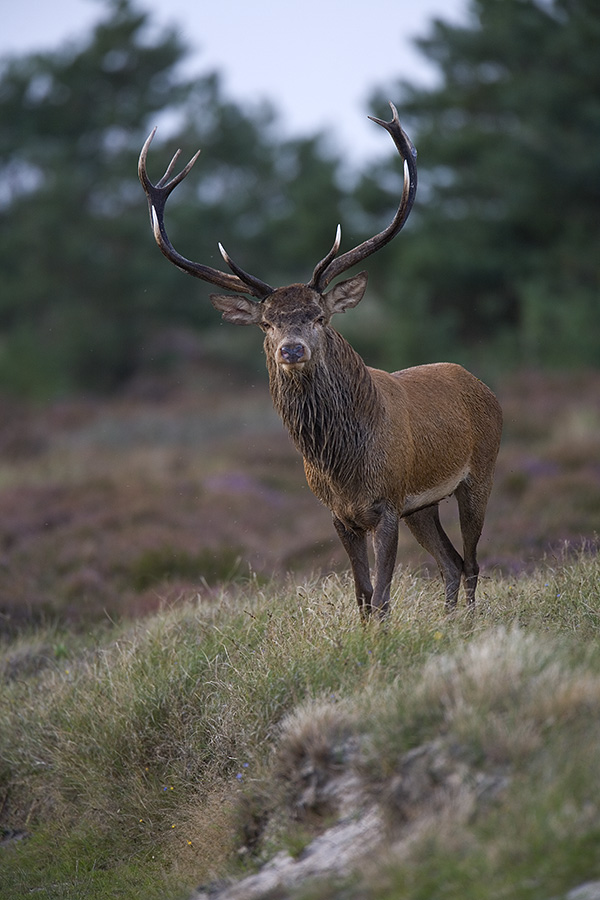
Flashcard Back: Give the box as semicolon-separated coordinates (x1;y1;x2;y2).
433;631;443;641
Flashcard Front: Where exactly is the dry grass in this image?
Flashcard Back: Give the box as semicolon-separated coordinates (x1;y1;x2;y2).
2;552;600;898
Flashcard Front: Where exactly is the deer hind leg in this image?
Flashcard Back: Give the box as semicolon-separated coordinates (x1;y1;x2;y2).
371;506;399;619
455;478;491;606
333;517;373;617
404;504;464;610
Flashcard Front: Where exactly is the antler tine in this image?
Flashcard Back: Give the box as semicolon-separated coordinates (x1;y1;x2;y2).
138;129;202;234
367;100;404;135
309;224;342;290
138;128;273;299
218;243;276;300
138;126;158;189
157;146;201;190
312;103;417;292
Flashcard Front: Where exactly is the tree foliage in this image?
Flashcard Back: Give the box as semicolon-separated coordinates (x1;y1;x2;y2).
0;0;348;395
0;0;186;392
0;0;598;397
368;0;600;368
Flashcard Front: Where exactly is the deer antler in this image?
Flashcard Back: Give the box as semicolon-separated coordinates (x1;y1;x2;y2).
139;105;415;299
309;103;417;292
138;128;274;299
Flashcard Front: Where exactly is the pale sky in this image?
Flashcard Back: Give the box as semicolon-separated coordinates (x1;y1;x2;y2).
0;0;468;165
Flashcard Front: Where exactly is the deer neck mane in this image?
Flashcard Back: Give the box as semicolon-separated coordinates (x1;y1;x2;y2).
266;329;383;484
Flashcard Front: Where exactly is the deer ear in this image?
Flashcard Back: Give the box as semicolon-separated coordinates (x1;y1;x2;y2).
322;271;368;317
210;294;263;326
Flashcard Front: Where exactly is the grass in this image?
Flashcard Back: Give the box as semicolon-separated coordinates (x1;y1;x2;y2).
1;552;600;898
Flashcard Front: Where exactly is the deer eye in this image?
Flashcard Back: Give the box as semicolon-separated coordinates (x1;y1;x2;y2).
259;321;272;333
315;315;326;326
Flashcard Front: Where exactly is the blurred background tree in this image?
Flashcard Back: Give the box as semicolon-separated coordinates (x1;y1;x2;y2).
0;0;349;395
366;0;600;371
0;0;598;398
0;0;187;393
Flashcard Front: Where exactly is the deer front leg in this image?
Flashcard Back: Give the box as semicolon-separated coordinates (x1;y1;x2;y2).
333;516;373;617
371;506;399;618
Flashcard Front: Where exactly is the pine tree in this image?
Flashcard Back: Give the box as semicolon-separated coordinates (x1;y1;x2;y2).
367;0;600;367
0;0;348;395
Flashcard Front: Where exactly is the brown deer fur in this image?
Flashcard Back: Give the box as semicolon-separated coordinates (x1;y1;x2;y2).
211;278;503;618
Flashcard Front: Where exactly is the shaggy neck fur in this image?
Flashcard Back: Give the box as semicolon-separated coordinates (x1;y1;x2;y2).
266;328;383;490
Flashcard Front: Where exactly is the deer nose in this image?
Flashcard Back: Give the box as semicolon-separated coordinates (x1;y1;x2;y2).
279;342;308;365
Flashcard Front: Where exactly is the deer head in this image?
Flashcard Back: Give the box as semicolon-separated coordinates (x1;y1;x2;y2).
208;275;366;373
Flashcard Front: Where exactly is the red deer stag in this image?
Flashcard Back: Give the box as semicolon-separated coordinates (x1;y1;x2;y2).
138;104;502;618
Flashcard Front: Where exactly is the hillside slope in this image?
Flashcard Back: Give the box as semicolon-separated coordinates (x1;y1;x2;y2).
2;554;600;899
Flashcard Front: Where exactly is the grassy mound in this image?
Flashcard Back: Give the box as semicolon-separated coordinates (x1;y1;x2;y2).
1;552;600;899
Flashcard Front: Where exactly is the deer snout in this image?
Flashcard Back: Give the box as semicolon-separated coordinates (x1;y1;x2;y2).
277;341;311;368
